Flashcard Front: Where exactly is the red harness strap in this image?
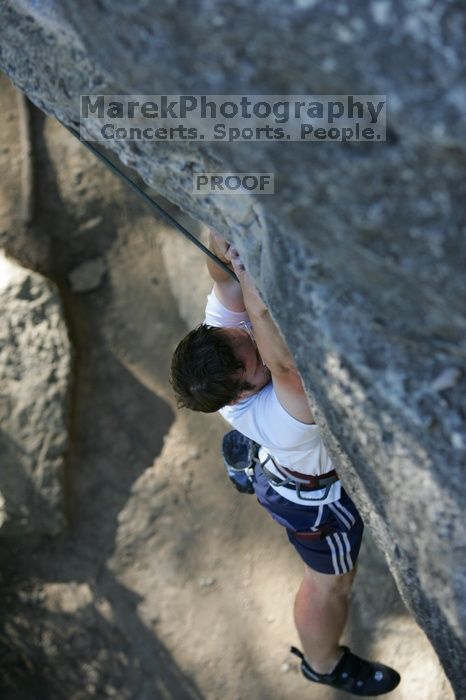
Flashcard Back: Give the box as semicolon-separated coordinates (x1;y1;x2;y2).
290;523;336;541
264;454;338;491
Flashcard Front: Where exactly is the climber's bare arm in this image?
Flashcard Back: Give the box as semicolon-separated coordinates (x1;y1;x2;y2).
226;248;314;424
206;230;245;312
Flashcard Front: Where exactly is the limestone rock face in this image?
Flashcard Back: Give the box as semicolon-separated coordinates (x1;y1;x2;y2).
0;251;71;536
0;1;465;695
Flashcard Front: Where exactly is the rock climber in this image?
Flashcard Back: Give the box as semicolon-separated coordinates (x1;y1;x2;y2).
170;230;401;696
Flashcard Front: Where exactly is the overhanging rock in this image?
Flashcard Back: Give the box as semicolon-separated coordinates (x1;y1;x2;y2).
0;1;465;694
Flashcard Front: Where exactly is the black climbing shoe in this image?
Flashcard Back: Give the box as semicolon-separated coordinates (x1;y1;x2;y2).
291;645;401;696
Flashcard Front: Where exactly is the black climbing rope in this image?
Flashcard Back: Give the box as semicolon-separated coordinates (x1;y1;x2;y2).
59;121;238;281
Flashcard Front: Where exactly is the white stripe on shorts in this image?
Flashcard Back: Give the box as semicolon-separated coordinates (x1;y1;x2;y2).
333;500;356;526
334;533;349;574
342;532;354;571
326;533;353;574
311;505;324;531
329;503;351;529
326;535;340;574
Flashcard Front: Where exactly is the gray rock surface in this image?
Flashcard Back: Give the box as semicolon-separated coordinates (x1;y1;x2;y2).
0;0;465;694
0;251;71;535
68;257;106;292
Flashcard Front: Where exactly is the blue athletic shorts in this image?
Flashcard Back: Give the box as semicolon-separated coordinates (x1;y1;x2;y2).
252;463;364;575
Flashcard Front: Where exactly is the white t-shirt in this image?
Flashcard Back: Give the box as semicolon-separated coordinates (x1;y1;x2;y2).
204;288;341;505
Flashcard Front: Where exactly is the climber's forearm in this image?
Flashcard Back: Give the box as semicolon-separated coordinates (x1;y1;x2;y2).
206;230;235;283
247;303;296;374
207;258;237;286
228;251;297;373
207;230;245;311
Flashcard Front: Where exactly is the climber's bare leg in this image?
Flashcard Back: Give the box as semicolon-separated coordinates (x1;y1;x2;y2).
294;563;357;674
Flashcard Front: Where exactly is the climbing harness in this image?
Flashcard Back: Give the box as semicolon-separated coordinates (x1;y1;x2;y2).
58;120;237;281
222;430;340;541
259;452;338;502
222;430;339;501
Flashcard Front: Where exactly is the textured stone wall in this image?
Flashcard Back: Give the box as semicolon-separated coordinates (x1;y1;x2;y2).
0;252;71;535
0;0;464;694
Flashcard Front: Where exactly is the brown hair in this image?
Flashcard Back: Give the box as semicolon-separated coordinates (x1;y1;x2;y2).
170;324;253;412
